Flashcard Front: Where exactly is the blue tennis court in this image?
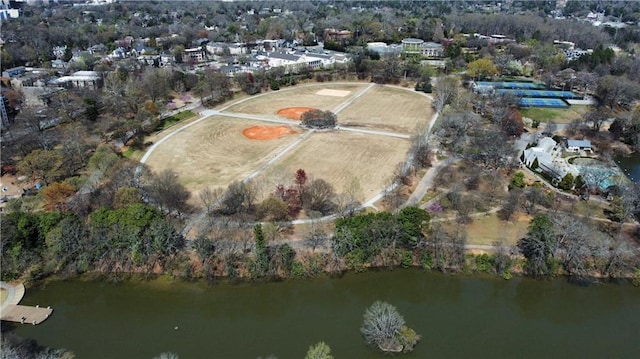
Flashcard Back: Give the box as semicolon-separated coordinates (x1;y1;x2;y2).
476;81;544;89
497;89;580;99
519;98;569;108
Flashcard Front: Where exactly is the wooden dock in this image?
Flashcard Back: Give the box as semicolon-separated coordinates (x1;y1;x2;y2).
1;304;53;325
1;282;53;325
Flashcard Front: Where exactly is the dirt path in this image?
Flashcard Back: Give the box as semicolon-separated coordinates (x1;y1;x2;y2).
406;157;458;207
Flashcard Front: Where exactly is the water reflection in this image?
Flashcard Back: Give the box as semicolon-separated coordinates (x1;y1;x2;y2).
11;271;640;359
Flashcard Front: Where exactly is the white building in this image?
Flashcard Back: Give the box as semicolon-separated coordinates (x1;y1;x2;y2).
566;139;592;153
49;71;102;90
523;137;578;181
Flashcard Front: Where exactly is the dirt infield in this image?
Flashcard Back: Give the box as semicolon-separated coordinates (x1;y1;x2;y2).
243;125;298;140
276;107;316;121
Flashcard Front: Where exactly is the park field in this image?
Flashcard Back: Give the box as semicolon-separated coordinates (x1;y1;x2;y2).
142;83;432;209
338;86;434;134
144;115;302;195
441;212;530;246
520;105;590;125
223;83;367;116
256;130;412;199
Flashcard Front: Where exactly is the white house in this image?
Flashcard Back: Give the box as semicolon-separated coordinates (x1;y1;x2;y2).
49;71;102;90
523;137;579;181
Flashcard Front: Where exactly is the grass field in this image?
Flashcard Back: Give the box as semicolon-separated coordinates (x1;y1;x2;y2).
157;110;197;130
338;86;433;134
224;84;367;116
520;105;590;124
144;83;432;207
442;212;530;246
144;115;302;194
256;131;412;199
0;288;8;305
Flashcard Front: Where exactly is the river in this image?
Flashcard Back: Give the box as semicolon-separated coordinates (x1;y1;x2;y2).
615;152;640;183
8;270;640;358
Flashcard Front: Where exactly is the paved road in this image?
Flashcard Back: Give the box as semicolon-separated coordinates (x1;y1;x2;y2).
406;157;458;207
0;281;23;312
336;126;410;139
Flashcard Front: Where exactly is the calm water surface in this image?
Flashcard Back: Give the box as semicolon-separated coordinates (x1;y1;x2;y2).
615;152;640;183
8;270;640;359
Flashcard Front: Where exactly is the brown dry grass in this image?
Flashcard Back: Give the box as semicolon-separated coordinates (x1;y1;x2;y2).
144;116;301;194
0;288;8;305
443;212;530;246
256;131;411;199
224;84;366;115
145;84;431;207
338;86;434;134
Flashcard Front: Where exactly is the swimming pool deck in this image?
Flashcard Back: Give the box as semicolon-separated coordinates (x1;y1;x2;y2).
0;282;53;325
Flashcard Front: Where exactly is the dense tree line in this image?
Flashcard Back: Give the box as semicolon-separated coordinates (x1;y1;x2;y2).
518;213;640;280
1;203;184;280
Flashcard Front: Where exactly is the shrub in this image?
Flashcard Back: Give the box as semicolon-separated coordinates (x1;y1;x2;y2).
509;172;526;190
301;109;337;129
558;173;575;190
420;252;433;270
401;251;413;268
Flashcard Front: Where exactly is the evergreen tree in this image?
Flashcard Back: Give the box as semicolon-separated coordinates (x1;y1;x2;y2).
253;224;269;276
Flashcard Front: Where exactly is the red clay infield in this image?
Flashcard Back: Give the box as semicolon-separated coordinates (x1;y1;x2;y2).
242;125;298;140
276;107;316;121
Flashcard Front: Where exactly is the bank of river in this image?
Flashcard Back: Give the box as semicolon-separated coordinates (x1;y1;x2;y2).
7;270;640;358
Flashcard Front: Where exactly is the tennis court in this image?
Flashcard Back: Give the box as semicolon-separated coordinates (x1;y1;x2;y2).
497;89;580;99
476;81;544;89
519;98;569;108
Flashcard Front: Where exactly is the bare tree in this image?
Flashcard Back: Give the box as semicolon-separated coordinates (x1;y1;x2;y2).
220;180;257;216
498;189;521;221
304;215;329;252
432;75;459;112
144;169;191;215
199;186;223;215
302;179;336;215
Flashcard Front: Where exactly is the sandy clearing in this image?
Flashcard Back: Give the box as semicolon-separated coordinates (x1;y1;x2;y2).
255;131;411;199
316;89;351;97
338;86;434;134
144;116;302;194
224;84;367;116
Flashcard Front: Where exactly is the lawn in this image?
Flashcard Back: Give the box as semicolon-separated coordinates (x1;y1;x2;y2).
223;83;367;116
256;130;412;200
338;86;433;134
144;115;303;195
157;110;198;130
442;212;530;246
520;105;590;124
